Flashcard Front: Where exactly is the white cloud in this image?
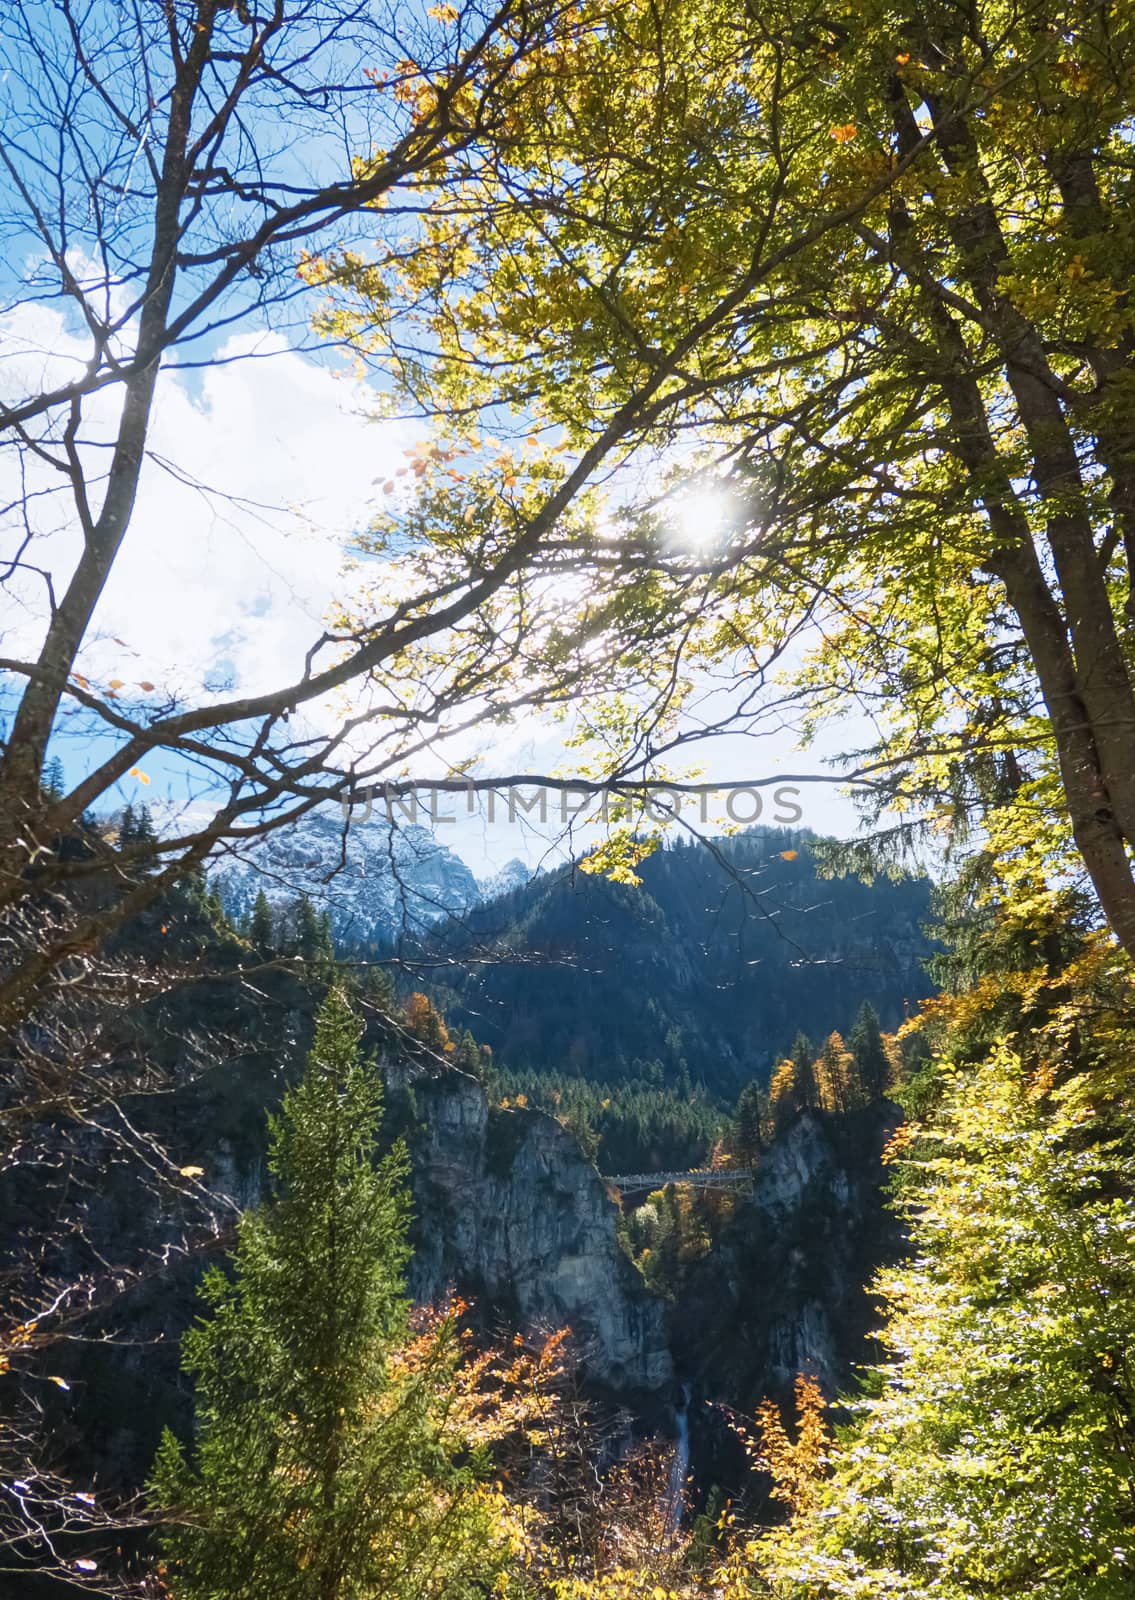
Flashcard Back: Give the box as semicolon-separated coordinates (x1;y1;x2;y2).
0;313;410;710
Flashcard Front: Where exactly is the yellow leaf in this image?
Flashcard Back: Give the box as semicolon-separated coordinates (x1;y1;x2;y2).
108;678;124;689
179;1165;205;1179
47;1375;71;1390
128;767;151;785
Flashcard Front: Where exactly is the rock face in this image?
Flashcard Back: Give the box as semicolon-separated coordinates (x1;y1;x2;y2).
401;1068;672;1394
212;811;482;946
672;1103;902;1404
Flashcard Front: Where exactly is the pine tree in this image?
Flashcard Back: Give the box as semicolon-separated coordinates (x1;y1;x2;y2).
149;988;506;1600
41;755;65;802
850;1000;890;1102
119;801;138;844
248;889;275;956
733;1080;766;1163
790;1031;820;1111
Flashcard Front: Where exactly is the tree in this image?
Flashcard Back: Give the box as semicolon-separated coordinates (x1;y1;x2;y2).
814;1032;860;1116
0;0;730;1035
293;894;333;972
760;1039;1135;1599
850;1001;890;1103
334;0;1135;961
149;988;506;1600
766;1059;800;1139
790;1032;820;1113
248;890;275;958
403;991;451;1053
733;1080;766;1164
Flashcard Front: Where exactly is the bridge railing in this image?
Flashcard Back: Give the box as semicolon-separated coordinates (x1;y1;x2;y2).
601;1168;756;1191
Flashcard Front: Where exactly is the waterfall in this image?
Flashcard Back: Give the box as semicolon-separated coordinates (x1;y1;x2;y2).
665;1383;691;1535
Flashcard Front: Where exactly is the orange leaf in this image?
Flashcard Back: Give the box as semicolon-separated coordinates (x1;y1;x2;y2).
108;678;124;689
779;849;799;861
128;767;150;785
830;123;858;143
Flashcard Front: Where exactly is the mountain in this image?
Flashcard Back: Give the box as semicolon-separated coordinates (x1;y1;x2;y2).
211;809;484;946
422;827;936;1095
477;856;535;902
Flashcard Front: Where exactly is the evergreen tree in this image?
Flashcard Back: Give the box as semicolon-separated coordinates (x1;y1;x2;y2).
733;1080;766;1164
850;1001;890;1103
790;1031;820;1111
149;988;506;1600
248;889;275;956
761;1042;1135;1598
41;755;65;802
293;895;333;970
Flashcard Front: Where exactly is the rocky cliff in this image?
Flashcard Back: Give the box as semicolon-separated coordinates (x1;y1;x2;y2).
673;1105;901;1403
399;1068;672;1394
211;811;484;946
667;1103;902;1494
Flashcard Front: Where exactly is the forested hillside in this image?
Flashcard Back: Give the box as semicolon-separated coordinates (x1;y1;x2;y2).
5;2;1135;1598
421;829;933;1094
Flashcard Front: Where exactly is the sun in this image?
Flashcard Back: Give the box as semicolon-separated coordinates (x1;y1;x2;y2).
671;484;733;550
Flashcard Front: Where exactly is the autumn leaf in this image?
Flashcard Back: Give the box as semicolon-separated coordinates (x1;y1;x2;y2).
128;767;150;784
108;678;124;689
47;1375;71;1390
830;123;858;143
137;680;155;691
180;1164;206;1178
779;849;799;860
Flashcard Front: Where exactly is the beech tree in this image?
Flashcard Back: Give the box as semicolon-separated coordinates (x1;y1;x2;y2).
0;0;757;1039
315;0;1135;958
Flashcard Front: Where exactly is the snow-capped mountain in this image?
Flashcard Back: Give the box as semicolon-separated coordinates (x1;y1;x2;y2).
211;808;486;948
476;857;532;902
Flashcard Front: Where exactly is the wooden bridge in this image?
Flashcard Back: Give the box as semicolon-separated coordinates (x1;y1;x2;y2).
601;1167;757;1193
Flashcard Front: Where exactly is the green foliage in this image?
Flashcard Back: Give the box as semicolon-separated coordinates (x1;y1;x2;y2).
317;0;1135;957
41;755;65;802
248;889;275;958
148;988;506;1600
758;1041;1135;1599
849;1003;890;1103
492;1068;723;1174
732;1081;766;1165
430;831;932;1095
